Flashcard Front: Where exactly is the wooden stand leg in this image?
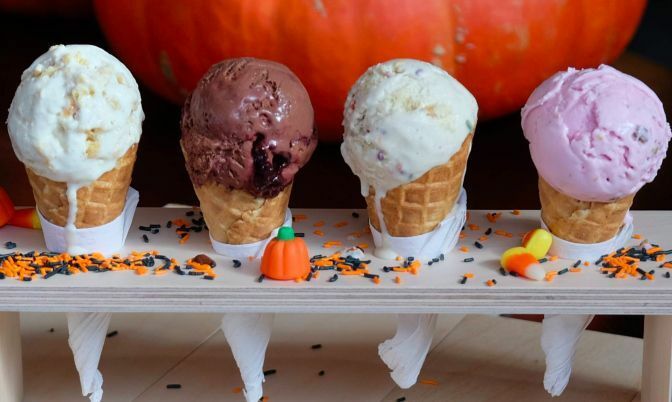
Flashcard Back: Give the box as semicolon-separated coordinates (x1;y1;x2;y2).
0;312;23;402
642;315;672;402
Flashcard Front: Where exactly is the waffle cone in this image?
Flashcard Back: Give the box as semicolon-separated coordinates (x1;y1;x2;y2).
194;182;291;245
25;145;137;228
538;177;634;244
366;134;472;237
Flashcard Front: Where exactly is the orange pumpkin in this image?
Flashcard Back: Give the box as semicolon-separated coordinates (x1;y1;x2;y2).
0;187;15;227
94;0;646;141
260;227;311;281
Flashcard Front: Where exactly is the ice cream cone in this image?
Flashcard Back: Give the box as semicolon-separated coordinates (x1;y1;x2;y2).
366;134;472;237
25;145;137;229
538;177;634;244
194;182;292;245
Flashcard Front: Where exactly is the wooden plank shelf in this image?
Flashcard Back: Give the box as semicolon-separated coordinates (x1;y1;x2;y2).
1;208;670;315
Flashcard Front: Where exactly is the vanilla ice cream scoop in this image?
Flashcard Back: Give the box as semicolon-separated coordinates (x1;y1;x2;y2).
7;44;143;185
341;59;477;197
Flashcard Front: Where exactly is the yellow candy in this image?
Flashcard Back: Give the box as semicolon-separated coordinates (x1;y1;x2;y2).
522;229;552;259
500;246;545;281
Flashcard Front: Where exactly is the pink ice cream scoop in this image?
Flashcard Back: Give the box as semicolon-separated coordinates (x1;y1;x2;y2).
522;65;671;202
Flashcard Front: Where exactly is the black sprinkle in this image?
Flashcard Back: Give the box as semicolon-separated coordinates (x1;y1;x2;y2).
363;273;379;279
649;269;656;275
150;224;161;229
166;221;173;228
22;276;32;281
175;266;186;275
492;279;497;285
396;397;407;402
5;241;16;249
166;384;181;389
232;259;242;268
142;234;149;243
499;267;508;276
150;228;160;235
138;226;151;231
572;260;582;268
665;272;671;279
49;328;54;333
509;271;519;277
383;266;391;272
188;271;204;276
352;212;360;218
306;271;313;282
439;253;445;261
558;268;569;275
407;256;415;262
257;274;265;283
538;258;548;264
636;268;647;276
460;276;468;284
0;272;5;280
263;369;277;376
186;210;195;216
203;275;215;280
432;257;439;263
328;274;339;282
485;228;492;235
427;261;433;266
106;330;118;338
463;257;474;263
295;232;305;237
474;241;483;249
311;344;322;349
318;370;325;376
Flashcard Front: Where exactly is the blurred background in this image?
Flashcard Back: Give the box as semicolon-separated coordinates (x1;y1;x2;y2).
0;0;670;338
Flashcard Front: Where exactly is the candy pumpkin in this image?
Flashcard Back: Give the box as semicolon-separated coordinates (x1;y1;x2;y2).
94;0;646;141
0;187;15;227
261;227;311;281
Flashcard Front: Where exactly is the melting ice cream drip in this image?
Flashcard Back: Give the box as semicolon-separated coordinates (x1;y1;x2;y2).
373;190;397;260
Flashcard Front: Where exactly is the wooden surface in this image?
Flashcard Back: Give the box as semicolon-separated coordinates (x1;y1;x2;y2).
18;313;642;402
0;312;22;402
1;208;671;315
641;315;672;402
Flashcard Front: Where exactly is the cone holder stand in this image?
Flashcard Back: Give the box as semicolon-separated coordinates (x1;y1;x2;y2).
1;208;672;401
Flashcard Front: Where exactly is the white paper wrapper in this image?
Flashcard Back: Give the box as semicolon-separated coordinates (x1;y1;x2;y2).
541;212;633;261
221;313;274;402
376;191;465;388
540;214;631;396
67;312;112;402
379;314;438;389
210;210;292;259
38;187;139;256
541;314;594;396
369;189;467;260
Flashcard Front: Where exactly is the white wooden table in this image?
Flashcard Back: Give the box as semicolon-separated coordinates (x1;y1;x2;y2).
1;208;671;401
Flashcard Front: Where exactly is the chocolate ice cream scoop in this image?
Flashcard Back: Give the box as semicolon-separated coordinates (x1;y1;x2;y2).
181;58;317;198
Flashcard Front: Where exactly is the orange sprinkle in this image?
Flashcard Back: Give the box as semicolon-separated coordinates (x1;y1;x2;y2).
313;220;325;227
248;256;256;262
232;387;242;394
494;229;508;237
656;255;665;262
334;221;348;228
511;209;521;216
647;247;662;255
260;397;270;402
154;269;168;276
662;262;672;269
459;246;469;253
395;256;404;261
348;231;362;238
486;279;495;287
294;277;304;283
373;276;380;284
569;267;582;273
357;243;369;249
135;267;149;276
179;233;190;244
632;234;642;240
313;230;325;237
394;276;402;284
646;273;655;281
583;261;590;266
549;255;559;262
464;273;474;278
486;212;502;223
467;224;480;231
478;236;488;242
459;233;467;239
293;214;308;222
419;379;439;386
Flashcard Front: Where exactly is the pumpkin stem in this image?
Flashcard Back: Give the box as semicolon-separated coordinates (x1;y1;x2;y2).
277;226;295;240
